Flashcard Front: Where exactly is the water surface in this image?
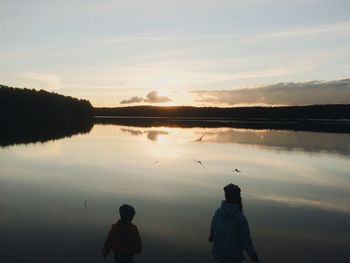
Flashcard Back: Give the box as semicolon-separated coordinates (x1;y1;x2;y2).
1;121;350;262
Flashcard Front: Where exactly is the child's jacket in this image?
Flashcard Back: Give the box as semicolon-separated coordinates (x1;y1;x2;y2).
103;220;142;255
210;201;257;262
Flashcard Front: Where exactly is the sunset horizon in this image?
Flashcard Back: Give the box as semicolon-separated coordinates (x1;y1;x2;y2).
1;1;350;263
1;1;349;107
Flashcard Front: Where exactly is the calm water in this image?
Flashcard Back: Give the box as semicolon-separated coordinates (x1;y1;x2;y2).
1;121;350;262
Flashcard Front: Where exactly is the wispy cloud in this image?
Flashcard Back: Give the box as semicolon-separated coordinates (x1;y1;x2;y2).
20;72;61;91
82;20;350;46
192;79;350;106
120;90;171;104
263;21;350;38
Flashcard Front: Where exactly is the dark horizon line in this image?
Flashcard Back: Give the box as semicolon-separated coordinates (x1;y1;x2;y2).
94;103;350;109
93;104;350;120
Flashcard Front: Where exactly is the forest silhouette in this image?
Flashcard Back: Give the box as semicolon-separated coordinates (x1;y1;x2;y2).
1;85;350;125
0;85;94;147
95;104;350;119
0;85;93;117
1;85;349;120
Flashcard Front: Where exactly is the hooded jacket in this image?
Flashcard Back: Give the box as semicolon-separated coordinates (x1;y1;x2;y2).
210;201;257;262
103;220;142;255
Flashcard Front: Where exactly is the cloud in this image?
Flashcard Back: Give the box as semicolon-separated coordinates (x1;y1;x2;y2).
20;72;61;91
82;21;350;48
120;96;144;104
263;21;350;38
120;90;171;104
192;79;350;106
144;90;171;103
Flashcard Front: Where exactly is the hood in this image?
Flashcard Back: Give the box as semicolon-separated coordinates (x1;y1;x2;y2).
220;201;240;219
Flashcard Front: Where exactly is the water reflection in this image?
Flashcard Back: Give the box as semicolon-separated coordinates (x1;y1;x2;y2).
2;117;350;157
0;118;93;148
121;128;169;141
121;128;143;136
116;125;350;157
202;128;350;156
95;117;350;133
1;121;350;262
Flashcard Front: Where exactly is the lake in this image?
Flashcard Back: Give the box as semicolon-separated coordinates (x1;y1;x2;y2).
1;119;350;262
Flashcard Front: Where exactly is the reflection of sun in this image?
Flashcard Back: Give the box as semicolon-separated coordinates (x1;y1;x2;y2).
142;128;188;159
146;141;182;159
156;135;168;143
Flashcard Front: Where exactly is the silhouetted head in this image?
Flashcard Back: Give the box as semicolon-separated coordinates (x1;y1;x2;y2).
224;183;243;212
119;204;136;223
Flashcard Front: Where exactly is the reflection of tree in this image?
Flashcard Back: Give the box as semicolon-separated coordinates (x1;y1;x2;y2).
0;118;94;147
0;85;95;147
96;117;350;133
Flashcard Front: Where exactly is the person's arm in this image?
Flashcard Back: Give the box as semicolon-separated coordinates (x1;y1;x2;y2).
102;227;113;258
134;226;143;254
238;215;259;263
208;215;215;242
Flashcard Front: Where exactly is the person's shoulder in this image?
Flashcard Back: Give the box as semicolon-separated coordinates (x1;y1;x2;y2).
129;222;138;229
128;223;140;235
111;222;119;229
213;201;225;215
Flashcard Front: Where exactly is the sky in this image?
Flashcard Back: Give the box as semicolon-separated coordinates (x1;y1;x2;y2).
0;0;350;107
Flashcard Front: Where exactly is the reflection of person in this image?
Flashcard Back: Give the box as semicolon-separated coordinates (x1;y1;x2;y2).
209;184;259;263
103;204;142;263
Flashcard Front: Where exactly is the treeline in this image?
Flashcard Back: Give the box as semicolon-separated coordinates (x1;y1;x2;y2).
0;85;94;117
95;105;350;119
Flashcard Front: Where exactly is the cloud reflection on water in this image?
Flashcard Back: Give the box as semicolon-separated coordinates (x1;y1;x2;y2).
118;126;350;157
202;128;350;156
121;128;169;141
249;193;350;214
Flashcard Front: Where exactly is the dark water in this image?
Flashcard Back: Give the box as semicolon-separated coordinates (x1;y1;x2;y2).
1;119;350;262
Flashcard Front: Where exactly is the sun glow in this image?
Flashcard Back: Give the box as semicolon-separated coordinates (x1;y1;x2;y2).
156;134;168;143
148;74;182;88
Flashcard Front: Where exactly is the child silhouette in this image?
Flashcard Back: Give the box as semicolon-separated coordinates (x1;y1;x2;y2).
103;204;142;263
209;184;259;263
